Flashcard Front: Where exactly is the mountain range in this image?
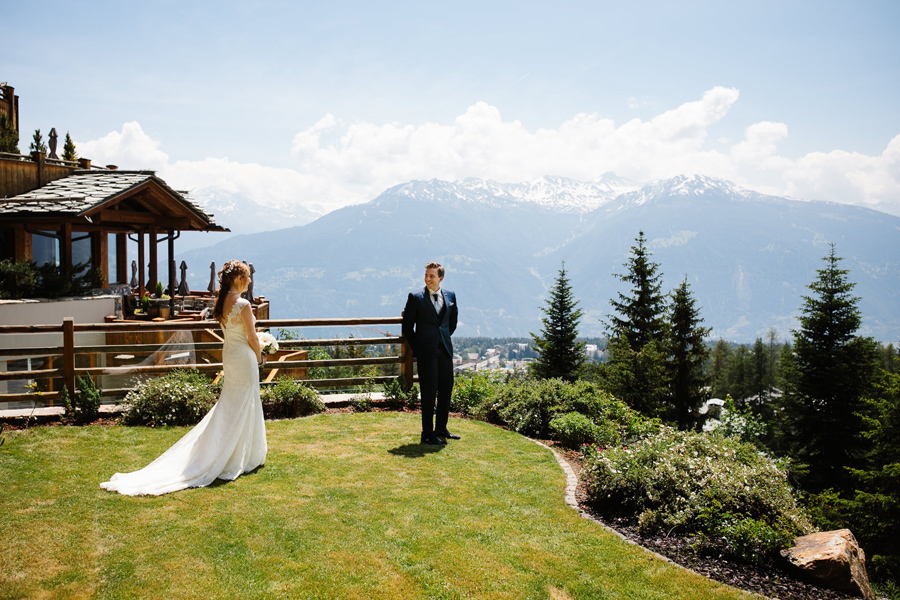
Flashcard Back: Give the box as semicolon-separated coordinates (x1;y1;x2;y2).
178;174;900;343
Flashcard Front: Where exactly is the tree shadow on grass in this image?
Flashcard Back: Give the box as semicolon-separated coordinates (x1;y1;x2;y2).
388;443;445;458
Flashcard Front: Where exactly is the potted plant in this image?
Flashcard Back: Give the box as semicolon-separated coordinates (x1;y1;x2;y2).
148;282;172;319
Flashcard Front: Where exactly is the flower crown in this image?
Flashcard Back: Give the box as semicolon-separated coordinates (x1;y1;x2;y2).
221;260;242;278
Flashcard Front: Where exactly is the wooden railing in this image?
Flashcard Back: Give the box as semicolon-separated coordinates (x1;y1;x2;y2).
0;317;415;407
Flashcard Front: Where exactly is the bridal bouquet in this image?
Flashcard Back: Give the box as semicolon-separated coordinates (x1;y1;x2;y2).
258;331;279;355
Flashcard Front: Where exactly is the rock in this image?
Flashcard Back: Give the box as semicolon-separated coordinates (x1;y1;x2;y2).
781;529;874;599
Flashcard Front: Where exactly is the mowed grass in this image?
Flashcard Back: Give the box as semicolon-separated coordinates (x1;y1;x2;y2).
0;413;760;600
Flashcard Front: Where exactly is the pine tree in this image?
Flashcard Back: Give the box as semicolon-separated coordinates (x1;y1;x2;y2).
0;113;19;153
603;232;670;416
666;277;711;429
779;245;878;493
607;231;666;348
62;132;77;161
709;339;732;399
29;129;47;154
530;262;585;382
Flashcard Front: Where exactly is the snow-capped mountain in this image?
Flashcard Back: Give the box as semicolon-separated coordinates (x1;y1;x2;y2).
387;173;640;213
179;174;900;342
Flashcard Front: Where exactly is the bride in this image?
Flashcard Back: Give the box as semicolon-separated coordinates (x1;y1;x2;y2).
101;260;268;496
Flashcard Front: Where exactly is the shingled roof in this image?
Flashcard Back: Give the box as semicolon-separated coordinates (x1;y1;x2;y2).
0;170;226;231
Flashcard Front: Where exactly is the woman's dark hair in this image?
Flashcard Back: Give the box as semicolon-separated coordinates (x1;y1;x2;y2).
211;260;251;323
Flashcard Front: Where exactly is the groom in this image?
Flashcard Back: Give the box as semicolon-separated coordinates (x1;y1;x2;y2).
402;262;459;445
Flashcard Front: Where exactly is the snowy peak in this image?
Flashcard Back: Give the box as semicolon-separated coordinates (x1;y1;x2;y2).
612;174;779;209
379;174;641;213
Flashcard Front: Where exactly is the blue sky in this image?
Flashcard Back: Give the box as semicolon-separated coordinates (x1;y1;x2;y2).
6;0;900;220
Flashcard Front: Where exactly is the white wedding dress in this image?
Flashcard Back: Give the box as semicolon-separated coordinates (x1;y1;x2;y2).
101;298;267;496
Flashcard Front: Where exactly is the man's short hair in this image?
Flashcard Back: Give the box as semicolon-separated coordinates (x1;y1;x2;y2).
425;262;444;278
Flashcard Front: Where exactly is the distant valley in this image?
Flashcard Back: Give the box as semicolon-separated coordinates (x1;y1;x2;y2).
177;175;900;343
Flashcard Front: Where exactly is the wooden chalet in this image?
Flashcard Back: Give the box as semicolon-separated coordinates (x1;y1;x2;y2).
0;151;228;304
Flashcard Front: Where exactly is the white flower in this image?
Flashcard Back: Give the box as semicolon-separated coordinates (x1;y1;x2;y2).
258;331;279;355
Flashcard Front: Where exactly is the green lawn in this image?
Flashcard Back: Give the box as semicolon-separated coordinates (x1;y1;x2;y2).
0;413;760;599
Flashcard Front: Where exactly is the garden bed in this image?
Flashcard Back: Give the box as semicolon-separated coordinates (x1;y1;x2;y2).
559;447;859;600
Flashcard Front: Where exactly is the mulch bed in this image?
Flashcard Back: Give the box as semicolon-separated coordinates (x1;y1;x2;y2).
556;446;859;600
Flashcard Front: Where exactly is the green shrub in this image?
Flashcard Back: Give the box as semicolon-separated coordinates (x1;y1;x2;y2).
73;377;101;423
62;377;102;424
382;376;419;410
488;376;657;444
0;259;39;299
549;411;599;448
121;370;217;427
261;376;325;419
451;370;500;416
349;394;372;412
582;427;812;563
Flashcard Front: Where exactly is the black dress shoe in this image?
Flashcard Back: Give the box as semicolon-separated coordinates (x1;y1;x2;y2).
436;430;460;440
420;434;447;445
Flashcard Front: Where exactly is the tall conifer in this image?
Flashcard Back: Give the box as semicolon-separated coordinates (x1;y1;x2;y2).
530;262;585;382
608;231;666;348
779;245;878;493
29;129;47;154
62;132;77;161
666;277;710;429
603;231;670;416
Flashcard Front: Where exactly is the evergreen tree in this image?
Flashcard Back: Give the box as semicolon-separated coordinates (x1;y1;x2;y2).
604;337;668;417
779;245;878;493
530;262;585;382
29;128;47;154
749;337;769;402
607;231;666;348
0;113;18;153
665;277;710;429
603;232;669;416
62;132;77;161
709;339;732;399
726;345;750;405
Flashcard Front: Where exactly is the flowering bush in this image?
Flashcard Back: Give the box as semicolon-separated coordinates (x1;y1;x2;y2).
121;370;217;427
582;427;812;562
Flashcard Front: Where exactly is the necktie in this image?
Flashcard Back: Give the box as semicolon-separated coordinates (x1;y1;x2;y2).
432;292;440;311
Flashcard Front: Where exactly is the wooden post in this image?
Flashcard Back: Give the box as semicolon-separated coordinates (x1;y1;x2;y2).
116;233;127;284
137;232;145;299
61;222;72;275
95;231;108;287
13;223;32;262
148;226;158;291
167;232;176;309
63;317;75;403
400;330;414;392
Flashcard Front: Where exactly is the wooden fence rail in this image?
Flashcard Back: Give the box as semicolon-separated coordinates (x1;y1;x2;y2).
0;316;416;407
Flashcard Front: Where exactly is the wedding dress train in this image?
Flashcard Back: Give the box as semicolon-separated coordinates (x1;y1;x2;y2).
101;298;267;496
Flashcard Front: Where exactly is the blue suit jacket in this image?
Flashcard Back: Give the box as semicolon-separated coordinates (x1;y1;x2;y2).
402;287;457;358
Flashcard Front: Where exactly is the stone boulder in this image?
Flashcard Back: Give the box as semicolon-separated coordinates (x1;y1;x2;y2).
781;529;874;599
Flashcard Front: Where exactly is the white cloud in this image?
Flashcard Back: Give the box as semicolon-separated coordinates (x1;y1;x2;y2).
78;89;900;226
78;122;169;172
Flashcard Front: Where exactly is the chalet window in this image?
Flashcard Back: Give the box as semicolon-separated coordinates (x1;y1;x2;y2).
32;232;58;267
